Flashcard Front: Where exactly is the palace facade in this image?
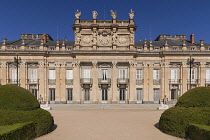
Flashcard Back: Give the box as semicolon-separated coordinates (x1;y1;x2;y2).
0;10;210;104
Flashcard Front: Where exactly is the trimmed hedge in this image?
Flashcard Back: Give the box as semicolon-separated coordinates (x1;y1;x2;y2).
159;107;210;138
176;87;210;108
0;85;40;110
186;124;210;140
0;109;54;137
0;122;36;140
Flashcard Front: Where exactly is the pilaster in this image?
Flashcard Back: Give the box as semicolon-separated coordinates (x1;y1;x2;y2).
60;62;67;103
164;62;170;99
148;63;154;102
38;61;45;102
182;62;188;94
91;61;98;103
129;62;136;104
20;62;26;88
112;61;118;104
200;62;206;86
143;63;149;103
55;62;61;103
73;62;81;104
1;61;7;85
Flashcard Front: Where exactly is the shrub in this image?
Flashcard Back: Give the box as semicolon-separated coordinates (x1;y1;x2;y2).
186;124;210;140
0;122;36;140
0;85;40;110
176;87;210;108
0;109;54;137
159;107;210;138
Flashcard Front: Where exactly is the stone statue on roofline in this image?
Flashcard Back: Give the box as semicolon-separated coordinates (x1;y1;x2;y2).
129;9;134;19
110;10;117;19
75;10;81;19
92;11;98;19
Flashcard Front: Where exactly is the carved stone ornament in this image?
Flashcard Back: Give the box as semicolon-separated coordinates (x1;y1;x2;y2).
119;36;127;44
129;9;134;19
82;36;92;44
97;30;112;46
92;11;98;19
75;10;81;19
110;10;117;19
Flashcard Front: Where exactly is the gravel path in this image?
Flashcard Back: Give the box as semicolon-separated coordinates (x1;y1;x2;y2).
36;109;181;140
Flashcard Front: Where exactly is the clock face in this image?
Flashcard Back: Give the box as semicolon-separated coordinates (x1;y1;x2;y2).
119;36;127;44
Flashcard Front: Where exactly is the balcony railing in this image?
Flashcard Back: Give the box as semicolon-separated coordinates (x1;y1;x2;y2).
98;78;111;84
80;78;93;84
66;79;73;84
7;79;20;84
169;79;182;84
136;79;143;84
117;78;129;84
48;79;56;84
27;79;39;84
153;79;161;84
187;79;199;84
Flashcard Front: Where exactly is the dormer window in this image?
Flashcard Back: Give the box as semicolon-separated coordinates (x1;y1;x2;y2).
208;47;210;50
191;47;195;50
154;48;159;51
31;47;35;50
172;47;177;50
137;48;142;51
50;47;55;50
12;47;16;50
67;47;72;51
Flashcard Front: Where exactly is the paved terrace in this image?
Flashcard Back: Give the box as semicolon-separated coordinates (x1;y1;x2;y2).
36;104;181;140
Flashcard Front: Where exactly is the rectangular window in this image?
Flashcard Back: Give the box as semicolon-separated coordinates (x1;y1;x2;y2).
188;68;196;83
136;69;143;80
49;69;56;84
153;69;160;83
11;68;17;83
101;69;108;80
171;69;178;83
136;88;143;103
153;88;160;103
206;69;210;83
83;69;91;78
30;69;38;83
119;69;127;79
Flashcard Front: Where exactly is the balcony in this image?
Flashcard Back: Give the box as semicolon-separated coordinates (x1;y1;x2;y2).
153;79;161;84
80;78;93;84
187;79;199;84
66;79;73;84
27;79;39;84
98;78;111;84
7;79;20;84
136;79;143;84
117;78;129;84
169;79;182;84
48;79;56;84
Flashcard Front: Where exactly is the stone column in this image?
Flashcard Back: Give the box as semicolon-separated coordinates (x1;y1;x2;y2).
55;62;61;103
60;62;66;103
112;61;118;104
143;62;149;103
200;62;206;86
160;62;165;100
164;62;170;100
20;62;26;88
91;61;98;103
182;62;188;94
38;61;45;102
129;62;136;104
1;62;7;85
73;61;81;104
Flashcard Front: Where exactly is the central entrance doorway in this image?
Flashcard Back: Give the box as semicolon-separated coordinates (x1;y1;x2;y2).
119;88;126;103
84;88;90;103
171;89;178;99
102;89;108;103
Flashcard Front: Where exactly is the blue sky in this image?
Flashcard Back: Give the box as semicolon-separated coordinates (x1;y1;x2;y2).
0;0;210;43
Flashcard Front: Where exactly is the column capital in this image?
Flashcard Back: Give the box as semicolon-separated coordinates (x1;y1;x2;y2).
1;61;7;67
20;61;26;67
92;61;98;68
182;62;188;68
112;61;117;67
55;62;61;67
200;62;206;68
61;62;66;67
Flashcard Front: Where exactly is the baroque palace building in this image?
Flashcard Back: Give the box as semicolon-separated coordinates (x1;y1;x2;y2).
0;10;210;104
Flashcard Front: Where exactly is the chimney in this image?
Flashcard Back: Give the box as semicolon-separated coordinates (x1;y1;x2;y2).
43;34;47;43
190;34;194;44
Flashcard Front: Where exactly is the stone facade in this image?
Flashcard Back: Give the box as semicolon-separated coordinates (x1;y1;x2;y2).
0;10;210;104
